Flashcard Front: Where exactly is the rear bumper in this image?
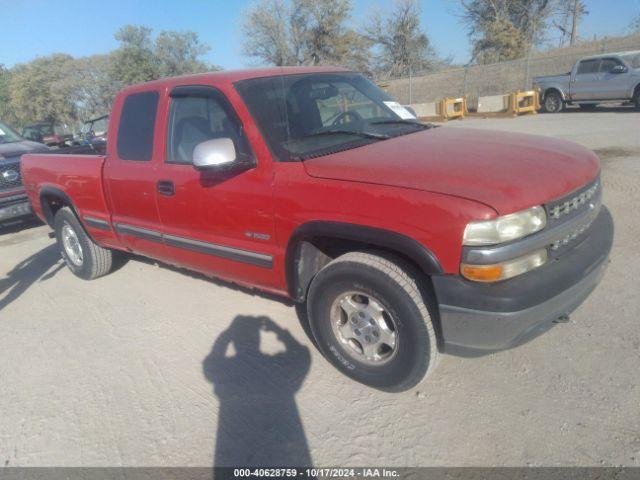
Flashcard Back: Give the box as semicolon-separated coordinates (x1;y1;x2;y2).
432;206;614;356
0;193;32;223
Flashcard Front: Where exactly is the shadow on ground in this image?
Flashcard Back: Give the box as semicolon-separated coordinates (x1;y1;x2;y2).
0;217;44;237
0;244;63;312
203;315;313;467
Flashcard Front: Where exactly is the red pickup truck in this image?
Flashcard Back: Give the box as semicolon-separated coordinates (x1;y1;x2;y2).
22;67;613;391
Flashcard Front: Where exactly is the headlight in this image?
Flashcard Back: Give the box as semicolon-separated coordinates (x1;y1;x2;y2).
463;206;547;246
461;249;548;282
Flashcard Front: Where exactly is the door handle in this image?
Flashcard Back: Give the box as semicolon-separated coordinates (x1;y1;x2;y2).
157;180;175;196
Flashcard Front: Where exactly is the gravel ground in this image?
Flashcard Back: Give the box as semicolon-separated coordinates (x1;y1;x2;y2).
0;108;639;468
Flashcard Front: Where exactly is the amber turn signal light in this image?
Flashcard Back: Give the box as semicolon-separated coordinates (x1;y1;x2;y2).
461;264;504;282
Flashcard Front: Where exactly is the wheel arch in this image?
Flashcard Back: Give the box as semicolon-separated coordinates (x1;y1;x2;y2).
285;221;443;302
39;186;80;228
543;86;565;102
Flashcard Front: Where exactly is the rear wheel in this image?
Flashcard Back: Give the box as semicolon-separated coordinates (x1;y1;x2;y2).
633;88;640;110
543;90;563;113
54;207;113;280
307;252;439;392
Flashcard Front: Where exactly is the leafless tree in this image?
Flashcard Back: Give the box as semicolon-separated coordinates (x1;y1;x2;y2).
365;0;441;78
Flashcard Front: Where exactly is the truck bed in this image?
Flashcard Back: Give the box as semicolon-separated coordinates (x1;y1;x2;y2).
21;153;112;228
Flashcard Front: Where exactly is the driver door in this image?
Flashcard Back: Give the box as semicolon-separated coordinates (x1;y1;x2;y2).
154;85;278;289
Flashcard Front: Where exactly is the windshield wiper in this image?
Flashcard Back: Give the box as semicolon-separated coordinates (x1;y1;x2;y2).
369;119;434;129
301;129;390;140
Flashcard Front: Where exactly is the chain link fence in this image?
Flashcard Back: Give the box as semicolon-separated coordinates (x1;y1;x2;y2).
383;34;640;109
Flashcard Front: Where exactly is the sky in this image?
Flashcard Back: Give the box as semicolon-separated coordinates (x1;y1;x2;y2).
1;0;639;70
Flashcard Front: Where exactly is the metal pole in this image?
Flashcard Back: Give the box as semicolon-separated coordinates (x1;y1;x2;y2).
408;65;413;105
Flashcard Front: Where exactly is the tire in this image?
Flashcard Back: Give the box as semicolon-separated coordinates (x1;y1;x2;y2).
633;88;640;110
579;104;597;110
543;90;563;113
306;252;439;392
54;206;113;280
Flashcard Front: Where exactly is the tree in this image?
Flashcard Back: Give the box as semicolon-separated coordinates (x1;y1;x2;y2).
554;0;587;46
365;0;440;78
8;54;79;126
241;0;306;66
72;54;120;121
241;0;371;71
110;25;161;86
155;30;214;77
0;65;16;124
460;0;555;63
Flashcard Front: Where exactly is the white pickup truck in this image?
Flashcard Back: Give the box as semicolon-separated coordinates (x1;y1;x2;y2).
533;50;640;113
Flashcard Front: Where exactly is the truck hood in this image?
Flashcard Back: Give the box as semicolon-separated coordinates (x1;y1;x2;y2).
302;127;600;215
0;141;49;161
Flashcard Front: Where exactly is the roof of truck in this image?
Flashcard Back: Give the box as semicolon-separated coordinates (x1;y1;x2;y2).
121;66;351;94
581;50;640;60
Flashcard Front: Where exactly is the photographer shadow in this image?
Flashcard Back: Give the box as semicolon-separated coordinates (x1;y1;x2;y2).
203;315;313;467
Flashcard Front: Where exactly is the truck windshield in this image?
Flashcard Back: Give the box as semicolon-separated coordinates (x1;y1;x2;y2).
235;72;429;161
0;122;23;144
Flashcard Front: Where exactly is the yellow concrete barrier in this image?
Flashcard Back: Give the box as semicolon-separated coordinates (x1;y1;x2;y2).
508;90;540;116
437;97;468;120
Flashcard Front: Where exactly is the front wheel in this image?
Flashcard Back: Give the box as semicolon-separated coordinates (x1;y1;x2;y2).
54;207;113;280
307;252;439;392
543;91;563;113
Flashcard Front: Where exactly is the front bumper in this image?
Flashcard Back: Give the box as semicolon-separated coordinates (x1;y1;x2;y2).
432;206;614;356
0;193;33;223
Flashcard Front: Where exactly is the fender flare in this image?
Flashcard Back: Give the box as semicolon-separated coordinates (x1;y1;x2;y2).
39;186;79;227
285;221;443;300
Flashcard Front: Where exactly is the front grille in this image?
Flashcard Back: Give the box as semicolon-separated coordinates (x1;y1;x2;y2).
0;160;23;192
546;176;601;226
545;176;602;255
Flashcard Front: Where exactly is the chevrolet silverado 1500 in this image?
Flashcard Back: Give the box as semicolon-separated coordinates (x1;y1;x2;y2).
533;50;640;113
21;67;613;391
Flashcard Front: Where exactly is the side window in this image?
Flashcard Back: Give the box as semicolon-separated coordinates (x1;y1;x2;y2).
166;91;249;165
577;59;600;74
117;91;159;161
599;58;623;73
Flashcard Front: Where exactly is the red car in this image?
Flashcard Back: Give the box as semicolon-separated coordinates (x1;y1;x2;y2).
21;67;613;391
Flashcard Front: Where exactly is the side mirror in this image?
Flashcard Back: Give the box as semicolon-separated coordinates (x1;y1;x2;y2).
612;65;627;74
193;138;238;171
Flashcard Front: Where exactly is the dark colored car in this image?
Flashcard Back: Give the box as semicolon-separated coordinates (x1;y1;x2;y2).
0;121;50;225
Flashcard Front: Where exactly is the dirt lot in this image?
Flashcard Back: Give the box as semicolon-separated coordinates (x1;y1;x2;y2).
1;108;639;468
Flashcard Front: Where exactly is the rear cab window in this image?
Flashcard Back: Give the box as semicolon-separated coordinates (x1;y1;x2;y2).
577;59;601;74
117;91;159;161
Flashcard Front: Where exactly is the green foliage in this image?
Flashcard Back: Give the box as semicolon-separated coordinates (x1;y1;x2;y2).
110;25;161;85
0;65;16;124
8;54;79;127
1;25;214;129
156;30;212;77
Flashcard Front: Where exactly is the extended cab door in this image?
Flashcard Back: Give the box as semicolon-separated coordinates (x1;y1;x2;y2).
153;85;278;289
571;59;601;100
103;90;169;260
